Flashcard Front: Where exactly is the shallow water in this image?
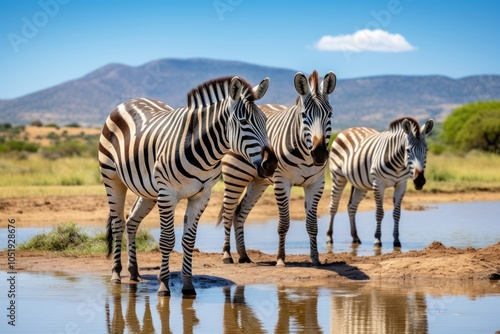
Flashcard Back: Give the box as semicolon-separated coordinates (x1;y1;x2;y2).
2;201;500;257
2;201;499;332
0;272;499;333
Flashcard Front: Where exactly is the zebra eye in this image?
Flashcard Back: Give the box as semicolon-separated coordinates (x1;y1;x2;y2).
239;118;249;126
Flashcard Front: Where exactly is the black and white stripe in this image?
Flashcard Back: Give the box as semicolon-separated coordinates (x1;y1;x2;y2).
217;71;336;266
99;76;276;296
327;117;434;248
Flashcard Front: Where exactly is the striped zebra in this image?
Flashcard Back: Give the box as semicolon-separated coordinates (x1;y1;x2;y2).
99;76;277;296
327;117;434;249
217;71;336;266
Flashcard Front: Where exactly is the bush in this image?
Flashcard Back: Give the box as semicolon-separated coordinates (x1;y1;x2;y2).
18;222;159;254
41;140;87;159
443;101;500;153
45;123;60;129
19;222;89;252
0;141;39;153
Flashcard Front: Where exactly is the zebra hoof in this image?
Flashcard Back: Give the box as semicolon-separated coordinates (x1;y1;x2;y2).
157;290;171;297
223;258;234;264
130;276;142;283
394;242;402;248
276;259;286;267
311;260;321;267
488;273;500;281
238;256;252;264
374;242;382;248
182;288;197;296
110;278;121;284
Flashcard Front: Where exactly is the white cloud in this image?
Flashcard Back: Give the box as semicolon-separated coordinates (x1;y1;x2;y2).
315;29;415;53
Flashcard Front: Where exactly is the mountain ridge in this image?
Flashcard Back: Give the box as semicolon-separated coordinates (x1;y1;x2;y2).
1;58;499;129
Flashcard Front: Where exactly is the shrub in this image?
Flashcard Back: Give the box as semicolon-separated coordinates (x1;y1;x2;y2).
19;222;89;252
18;222;159;254
0;141;39;153
41;140;87;159
30;120;43;127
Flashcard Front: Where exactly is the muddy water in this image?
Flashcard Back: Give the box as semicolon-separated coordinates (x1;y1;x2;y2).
0;272;499;333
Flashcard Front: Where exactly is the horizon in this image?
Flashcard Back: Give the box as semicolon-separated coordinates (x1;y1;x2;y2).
2;1;500;99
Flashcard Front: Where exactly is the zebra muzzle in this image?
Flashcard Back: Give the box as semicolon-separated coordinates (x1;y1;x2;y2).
413;171;426;190
257;146;277;178
311;140;329;166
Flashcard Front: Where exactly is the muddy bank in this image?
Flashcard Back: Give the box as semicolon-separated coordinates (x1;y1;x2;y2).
3;241;499;287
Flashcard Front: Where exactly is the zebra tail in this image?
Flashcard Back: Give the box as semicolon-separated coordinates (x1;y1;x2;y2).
215;198;243;228
215;204;224;228
106;215;113;259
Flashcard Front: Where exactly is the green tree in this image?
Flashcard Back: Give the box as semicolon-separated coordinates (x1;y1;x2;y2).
443;101;500;153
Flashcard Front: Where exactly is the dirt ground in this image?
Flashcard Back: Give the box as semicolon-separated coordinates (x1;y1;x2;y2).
1;190;500;285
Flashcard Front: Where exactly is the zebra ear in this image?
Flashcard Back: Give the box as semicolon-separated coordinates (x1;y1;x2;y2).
294;72;310;96
402;119;414;136
322;72;337;95
421;119;434;136
252;77;270;101
229;76;244;102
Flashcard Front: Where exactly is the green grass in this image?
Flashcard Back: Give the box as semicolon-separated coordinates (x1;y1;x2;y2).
18;222;159;255
422;151;500;191
1;150;500;198
0;154;101;187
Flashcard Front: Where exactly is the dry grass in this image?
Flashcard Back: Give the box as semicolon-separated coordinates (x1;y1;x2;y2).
23;126;101;146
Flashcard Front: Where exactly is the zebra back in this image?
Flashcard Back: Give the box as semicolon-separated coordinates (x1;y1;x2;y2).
330;117;434;191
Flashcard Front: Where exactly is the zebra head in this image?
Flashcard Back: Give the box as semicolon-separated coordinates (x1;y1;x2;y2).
227;76;278;178
402;118;434;190
294;71;336;166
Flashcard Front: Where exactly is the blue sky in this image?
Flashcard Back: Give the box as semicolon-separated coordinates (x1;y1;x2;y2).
1;0;499;99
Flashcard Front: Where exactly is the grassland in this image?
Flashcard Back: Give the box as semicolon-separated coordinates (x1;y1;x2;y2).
1;124;500;197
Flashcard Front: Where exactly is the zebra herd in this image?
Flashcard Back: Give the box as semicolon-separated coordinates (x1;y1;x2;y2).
99;71;433;296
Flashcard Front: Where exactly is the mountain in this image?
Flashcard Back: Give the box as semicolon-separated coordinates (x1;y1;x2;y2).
1;58;500;129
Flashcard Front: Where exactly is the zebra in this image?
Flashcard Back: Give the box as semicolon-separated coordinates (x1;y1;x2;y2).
217;71;337;266
326;117;434;249
99;76;278;296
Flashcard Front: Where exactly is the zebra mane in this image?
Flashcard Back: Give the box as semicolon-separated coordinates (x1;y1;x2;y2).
308;70;319;93
389;117;421;136
186;76;256;108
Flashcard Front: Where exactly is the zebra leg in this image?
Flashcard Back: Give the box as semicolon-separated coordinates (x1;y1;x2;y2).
103;178;128;284
220;180;248;264
220;154;255;264
126;197;157;281
275;178;292;266
233;180;268;263
304;180;325;266
180;192;212;296
392;181;407;248
373;181;386;247
326;172;347;250
348;187;367;245
157;191;177;297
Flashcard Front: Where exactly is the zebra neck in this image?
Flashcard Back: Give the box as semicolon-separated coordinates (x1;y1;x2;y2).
383;131;408;172
185;103;231;164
